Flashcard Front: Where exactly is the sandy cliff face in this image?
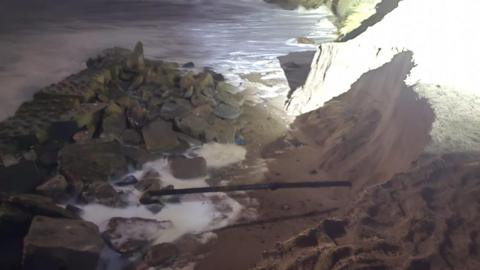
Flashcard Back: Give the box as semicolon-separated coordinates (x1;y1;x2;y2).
286;0;480;153
253;0;480;269
272;51;434;196
266;0;383;35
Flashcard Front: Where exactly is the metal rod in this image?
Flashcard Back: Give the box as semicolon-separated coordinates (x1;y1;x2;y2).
143;181;351;197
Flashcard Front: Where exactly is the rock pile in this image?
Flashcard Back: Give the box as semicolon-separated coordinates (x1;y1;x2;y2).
0;42;246;269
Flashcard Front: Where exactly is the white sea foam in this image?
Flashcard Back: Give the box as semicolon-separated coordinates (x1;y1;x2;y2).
81;143;248;268
189;142;247;168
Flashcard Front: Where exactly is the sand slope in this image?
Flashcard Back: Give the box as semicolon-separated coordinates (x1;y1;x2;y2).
254;152;480;270
252;53;479;270
271;51;433;190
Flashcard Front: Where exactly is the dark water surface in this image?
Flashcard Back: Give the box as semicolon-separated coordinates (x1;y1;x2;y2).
0;0;336;120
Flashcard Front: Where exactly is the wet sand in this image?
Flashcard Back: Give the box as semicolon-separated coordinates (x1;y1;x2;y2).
193;51;438;269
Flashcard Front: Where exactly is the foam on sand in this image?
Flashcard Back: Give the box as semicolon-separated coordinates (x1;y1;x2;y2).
79;143;247;267
189;142;247;168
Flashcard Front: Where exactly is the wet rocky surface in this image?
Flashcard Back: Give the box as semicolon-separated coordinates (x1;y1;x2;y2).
0;42;257;269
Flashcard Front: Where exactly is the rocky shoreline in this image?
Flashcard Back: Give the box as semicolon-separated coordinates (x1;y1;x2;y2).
2;0;479;269
0;42;252;269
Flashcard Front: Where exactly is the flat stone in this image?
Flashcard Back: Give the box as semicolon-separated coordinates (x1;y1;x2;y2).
142;119;179;152
135;170;162;192
205;117;237;143
35;175;68;201
81;182;120;207
144;243;179;267
60;140;129;183
169;156;207;179
215;89;243;108
23;216;103;270
213;102;242;120
122;145;152;169
159;98;192;120
101;112;126;141
102;217;172;254
1;194;77;219
174;111;210;141
176;132;203;147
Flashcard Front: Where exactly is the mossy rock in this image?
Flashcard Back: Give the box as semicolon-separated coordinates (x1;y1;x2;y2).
179;71;196;90
105;102;124;115
194;72;215;91
61;103;107;131
59;140;129;183
34;70;105;102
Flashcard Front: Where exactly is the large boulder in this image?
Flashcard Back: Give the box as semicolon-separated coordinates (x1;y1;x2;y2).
159;98;192;120
213;102;241;120
60;140;129;183
179;72;196;91
122;145;152;169
135;170;162;192
101;103;126;141
204;117;236;143
142;119;179;152
23;216;103;270
1;194;77;219
169;156;207;179
81;182;120;207
174;105;213;140
102;217;172;254
214;87;243;108
194;72;215;91
175;106;236;143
